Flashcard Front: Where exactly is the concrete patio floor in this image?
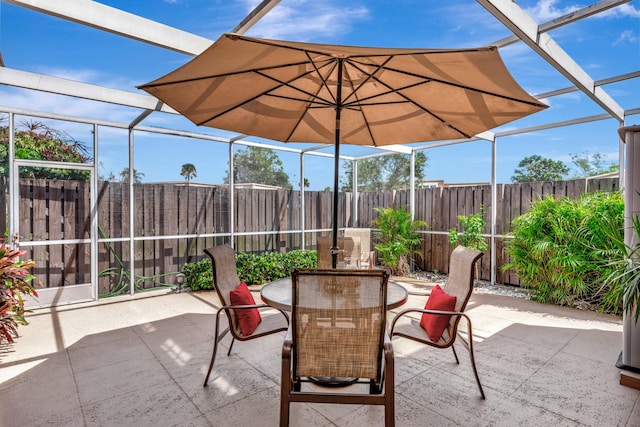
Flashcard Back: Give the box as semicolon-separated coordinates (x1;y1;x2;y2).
1;277;639;427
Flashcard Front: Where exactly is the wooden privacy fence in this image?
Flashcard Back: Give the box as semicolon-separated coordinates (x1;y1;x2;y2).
0;176;619;292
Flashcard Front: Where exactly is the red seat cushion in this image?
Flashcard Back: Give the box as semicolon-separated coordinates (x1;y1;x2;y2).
229;281;262;335
419;284;457;342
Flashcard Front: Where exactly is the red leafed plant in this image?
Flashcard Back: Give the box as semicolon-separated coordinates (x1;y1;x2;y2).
0;242;40;343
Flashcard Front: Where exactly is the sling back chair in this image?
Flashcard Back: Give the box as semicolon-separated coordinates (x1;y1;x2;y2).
280;268;395;427
343;228;375;269
203;245;289;387
317;235;361;268
390;246;486;399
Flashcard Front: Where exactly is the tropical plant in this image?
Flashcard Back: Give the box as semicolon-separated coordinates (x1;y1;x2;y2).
371;206;427;275
503;191;625;313
577;206;640;320
0;242;40;343
0;120;91;180
448;207;488;252
97;227;175;297
180;163;197;183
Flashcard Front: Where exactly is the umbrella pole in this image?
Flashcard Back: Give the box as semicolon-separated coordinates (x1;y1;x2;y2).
331;59;344;269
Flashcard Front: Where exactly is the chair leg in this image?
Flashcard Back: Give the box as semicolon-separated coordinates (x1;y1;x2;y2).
280;363;291;426
465;325;486;399
385;401;395;427
469;349;485;399
384;373;395;426
451;344;460;364
227;337;235;356
279;401;290;427
203;311;230;387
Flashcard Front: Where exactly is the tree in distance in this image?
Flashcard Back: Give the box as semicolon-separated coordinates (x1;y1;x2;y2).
570;151;618;178
511;155;569;183
224;146;292;189
340;152;428;192
180;163;197;184
119;167;144;183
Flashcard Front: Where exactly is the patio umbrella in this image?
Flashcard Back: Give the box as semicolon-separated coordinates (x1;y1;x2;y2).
139;33;547;267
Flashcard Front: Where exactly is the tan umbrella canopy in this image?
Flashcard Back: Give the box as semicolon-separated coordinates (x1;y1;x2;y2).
139;33;547;266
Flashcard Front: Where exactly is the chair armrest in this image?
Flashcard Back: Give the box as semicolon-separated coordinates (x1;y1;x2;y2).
282;326;293;358
407;290;431;296
383;331;394;361
221;303;290;324
390;307;461;330
390;307;471;335
220;302;270;312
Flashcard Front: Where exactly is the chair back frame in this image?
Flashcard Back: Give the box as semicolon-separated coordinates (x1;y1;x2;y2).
291;268;388;382
205;245;243;335
281;268;395;426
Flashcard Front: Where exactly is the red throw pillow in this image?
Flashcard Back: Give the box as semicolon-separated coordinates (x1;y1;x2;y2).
419;284;457;342
229;281;262;335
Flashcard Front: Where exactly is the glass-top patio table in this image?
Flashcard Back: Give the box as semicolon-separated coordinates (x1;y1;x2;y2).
260;276;409;312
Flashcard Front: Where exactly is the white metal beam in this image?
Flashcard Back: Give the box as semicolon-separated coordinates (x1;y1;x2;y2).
231;0;282;34
0;67;177;113
477;0;625;122
535;70;640;100
5;0;212;56
490;0;631;48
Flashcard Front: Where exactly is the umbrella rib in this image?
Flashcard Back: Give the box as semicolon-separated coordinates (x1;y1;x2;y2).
261;54;340;142
340;56;394;106
343;57;545;139
276;52;342;142
194;62;337;126
140;58;328;88
343;59;472;138
340;55;395;145
350;58;545;107
306;51;340;106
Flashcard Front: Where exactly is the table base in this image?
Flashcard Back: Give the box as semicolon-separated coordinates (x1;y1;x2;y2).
309;376;359;387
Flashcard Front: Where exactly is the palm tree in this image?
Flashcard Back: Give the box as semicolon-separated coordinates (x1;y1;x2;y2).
119;167;144;183
180;163;197;184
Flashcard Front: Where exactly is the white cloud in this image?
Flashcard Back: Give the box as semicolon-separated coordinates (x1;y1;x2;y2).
613;29;639;45
239;0;370;40
0;87;137;124
523;0;580;22
595;3;640;18
32;66;136;92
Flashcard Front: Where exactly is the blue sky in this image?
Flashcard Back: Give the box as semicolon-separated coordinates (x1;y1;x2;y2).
0;0;638;189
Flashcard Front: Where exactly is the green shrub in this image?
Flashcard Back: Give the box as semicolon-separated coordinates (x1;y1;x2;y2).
181;249;317;290
504;191;625;313
448;206;488;252
372;206;427;275
181;258;213;291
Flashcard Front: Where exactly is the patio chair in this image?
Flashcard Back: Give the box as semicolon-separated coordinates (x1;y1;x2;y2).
280;268;395;427
202;245;289;387
389;245;485;399
317;235;361;268
343;228;375;269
